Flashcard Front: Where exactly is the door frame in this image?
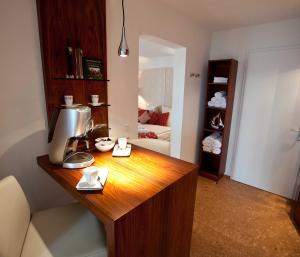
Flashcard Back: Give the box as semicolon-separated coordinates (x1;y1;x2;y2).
230;44;300;199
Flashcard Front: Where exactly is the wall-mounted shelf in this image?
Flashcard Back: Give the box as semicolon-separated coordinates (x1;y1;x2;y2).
199;59;238;182
208;83;228;86
37;0;109;138
53;77;110;82
89;104;111;108
205;106;226;111
59;104;111;109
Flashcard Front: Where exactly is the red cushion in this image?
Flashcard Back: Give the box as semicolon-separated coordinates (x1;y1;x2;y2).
157;112;169;126
148;112;160;124
138;108;146;117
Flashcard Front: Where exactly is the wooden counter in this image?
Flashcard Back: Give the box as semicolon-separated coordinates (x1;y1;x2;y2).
37;145;198;257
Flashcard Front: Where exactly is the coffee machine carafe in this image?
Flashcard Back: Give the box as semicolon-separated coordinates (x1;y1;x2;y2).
48;106;95;168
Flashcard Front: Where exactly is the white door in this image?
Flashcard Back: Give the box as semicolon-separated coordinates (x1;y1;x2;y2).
232;47;300;199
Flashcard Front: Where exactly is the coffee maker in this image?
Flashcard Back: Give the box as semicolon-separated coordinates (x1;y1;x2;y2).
48;106;95;168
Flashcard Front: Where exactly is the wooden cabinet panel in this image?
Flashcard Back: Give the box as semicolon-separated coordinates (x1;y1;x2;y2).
37;0;108;136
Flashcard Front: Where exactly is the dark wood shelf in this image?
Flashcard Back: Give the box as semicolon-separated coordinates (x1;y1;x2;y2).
203;128;223;134
53;77;110;82
208;82;228;86
202;151;221;156
89;104;111;107
206;106;226;111
59;104;110;109
199;59;238;182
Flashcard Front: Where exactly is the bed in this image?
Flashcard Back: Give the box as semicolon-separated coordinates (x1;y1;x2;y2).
130;138;170;155
135;106;172;155
134;123;171;155
138;123;171;141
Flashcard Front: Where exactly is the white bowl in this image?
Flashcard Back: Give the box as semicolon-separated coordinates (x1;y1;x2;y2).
95;137;115;152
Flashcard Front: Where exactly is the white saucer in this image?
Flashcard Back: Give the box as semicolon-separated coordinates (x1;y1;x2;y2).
112;144;132;157
88;102;105;106
76;167;109;191
61;104;82;108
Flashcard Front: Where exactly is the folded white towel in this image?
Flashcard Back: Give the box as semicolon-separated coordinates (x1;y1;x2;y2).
202;133;222;146
214;140;222;148
208;95;227;108
211;96;217;102
208;101;214;107
214;100;226;108
202;133;222;155
202;138;213;146
213;77;228;83
203;146;212;152
214;91;226;98
212;148;221;155
215;98;226;104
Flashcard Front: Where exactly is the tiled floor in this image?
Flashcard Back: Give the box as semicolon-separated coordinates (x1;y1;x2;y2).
191;176;300;257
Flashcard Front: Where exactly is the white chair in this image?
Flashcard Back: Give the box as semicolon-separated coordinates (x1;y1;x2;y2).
0;176;107;257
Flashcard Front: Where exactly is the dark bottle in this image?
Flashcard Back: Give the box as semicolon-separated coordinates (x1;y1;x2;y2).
65;39;74;79
75;41;83;79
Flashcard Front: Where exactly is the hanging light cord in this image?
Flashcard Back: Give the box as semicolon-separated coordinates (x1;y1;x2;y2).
122;0;126;33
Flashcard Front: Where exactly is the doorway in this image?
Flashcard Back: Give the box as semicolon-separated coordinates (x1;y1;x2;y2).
134;35;186;158
232;47;300;199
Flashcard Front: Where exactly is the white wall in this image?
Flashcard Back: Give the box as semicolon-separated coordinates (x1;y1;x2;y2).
0;0;210;211
138;68;173;108
107;0;211;162
139;56;174;70
210;17;300;175
0;0;74;212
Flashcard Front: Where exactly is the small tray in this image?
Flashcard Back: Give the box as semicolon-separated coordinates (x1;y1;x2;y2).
76;167;109;191
112;144;131;157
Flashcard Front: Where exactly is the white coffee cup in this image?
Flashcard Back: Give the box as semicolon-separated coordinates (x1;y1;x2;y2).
64;95;73;106
118;137;127;150
91;95;99;104
83;166;98;185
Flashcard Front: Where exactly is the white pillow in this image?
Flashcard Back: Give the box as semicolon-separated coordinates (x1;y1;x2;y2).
147;105;160;112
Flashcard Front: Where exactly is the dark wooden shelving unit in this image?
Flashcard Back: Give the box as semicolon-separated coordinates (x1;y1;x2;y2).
37;0;109;138
199;59;238;181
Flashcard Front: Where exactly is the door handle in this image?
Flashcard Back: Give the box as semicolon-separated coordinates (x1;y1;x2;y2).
291;128;300;141
291;129;300;132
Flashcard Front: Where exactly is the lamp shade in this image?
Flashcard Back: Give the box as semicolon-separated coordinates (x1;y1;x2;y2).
118;28;129;57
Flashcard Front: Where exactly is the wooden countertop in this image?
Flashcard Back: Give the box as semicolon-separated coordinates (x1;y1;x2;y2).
37;145;198;224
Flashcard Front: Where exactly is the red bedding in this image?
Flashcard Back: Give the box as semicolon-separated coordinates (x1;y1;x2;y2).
138;131;158;139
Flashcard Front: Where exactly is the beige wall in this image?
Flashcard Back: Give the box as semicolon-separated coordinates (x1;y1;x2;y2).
107;0;211;162
0;0;210;211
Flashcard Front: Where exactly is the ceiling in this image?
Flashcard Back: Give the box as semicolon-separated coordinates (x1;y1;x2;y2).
159;0;300;31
